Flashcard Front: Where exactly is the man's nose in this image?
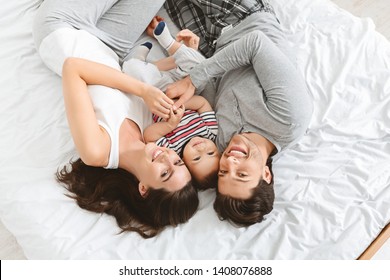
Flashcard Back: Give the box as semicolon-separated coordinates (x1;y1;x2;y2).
226;155;239;165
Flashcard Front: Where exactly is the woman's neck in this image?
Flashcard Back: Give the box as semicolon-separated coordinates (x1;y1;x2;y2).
118;119;145;174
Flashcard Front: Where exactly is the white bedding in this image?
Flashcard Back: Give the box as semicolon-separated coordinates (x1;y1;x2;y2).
0;0;389;259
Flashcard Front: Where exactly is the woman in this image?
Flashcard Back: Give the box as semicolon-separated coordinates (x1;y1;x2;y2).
33;0;199;238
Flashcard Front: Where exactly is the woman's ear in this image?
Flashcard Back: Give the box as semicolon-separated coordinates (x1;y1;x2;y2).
138;182;149;197
263;166;272;184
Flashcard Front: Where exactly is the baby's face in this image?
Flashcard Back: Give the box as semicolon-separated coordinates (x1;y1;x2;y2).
182;137;220;181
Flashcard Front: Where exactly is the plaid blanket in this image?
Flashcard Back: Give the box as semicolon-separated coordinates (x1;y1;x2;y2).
164;0;275;57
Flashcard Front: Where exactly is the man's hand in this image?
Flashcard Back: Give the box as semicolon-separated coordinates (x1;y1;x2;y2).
176;29;200;50
166;76;196;110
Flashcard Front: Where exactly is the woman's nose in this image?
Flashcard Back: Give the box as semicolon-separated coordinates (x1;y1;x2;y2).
157;150;169;162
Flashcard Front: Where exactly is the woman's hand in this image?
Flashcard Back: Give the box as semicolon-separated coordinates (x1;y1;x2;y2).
146;16;164;38
176;29;200;50
166;76;196;110
141;85;173;120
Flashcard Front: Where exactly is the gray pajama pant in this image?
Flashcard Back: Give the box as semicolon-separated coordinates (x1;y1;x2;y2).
33;0;165;61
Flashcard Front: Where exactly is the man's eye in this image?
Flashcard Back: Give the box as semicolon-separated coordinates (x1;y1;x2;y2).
238;173;247;177
207;151;215;155
193;156;201;161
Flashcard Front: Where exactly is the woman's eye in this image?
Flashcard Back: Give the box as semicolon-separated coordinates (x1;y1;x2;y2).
219;170;227;175
207;151;215;155
161;170;169;177
193;156;201;161
238;173;247;177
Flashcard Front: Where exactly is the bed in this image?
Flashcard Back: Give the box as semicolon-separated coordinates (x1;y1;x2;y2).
0;0;389;260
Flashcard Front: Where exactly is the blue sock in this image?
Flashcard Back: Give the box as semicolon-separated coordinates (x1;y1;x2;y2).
142;42;153;50
154;22;174;50
154;22;166;36
132;42;153;61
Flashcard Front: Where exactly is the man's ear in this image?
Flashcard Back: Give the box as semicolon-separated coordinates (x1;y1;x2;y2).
138;182;149;197
263;166;272;184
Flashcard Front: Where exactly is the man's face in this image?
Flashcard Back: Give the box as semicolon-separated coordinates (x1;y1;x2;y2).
218;134;265;199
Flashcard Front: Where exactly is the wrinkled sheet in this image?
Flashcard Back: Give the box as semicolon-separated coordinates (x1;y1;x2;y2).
0;0;389;259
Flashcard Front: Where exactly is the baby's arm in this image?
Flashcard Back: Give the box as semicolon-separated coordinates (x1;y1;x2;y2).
144;122;175;143
144;107;185;142
154;57;177;72
184;95;213;114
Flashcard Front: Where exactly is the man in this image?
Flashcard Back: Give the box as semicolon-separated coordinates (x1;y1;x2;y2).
164;0;313;225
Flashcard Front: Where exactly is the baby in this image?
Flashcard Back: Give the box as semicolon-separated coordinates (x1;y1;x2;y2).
122;17;220;190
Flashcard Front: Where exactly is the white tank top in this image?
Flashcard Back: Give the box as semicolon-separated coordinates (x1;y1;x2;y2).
90;85;152;169
38;28;153;169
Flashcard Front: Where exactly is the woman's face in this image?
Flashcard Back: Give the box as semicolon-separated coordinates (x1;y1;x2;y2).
138;143;192;195
182;137;220;182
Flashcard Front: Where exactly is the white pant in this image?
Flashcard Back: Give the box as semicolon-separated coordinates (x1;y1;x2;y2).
122;44;205;91
39;28;120;76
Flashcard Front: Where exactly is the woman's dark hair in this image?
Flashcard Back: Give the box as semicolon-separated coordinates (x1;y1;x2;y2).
213;158;275;226
192;171;218;191
56;158;199;238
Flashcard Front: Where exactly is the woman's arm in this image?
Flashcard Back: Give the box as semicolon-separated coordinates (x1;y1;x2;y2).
63;57;173;119
62;57;174;166
62;58;111;167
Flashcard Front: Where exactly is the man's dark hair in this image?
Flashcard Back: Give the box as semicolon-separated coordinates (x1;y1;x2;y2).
213;159;274;226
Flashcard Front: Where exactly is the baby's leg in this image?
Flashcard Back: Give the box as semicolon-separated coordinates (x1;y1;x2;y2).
131;42;153;61
153;22;180;55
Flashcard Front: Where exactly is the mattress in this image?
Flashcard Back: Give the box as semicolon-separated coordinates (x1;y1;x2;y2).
0;0;389;259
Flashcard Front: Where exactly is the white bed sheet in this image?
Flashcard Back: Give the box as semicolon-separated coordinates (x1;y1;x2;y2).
0;0;389;259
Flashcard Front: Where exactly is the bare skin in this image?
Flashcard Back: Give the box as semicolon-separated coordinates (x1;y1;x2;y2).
62;57;191;194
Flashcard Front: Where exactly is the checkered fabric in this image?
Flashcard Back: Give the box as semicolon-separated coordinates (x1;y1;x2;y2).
164;0;275;57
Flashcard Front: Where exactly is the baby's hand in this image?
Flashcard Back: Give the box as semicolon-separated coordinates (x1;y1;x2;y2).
146;16;164;38
167;105;185;129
